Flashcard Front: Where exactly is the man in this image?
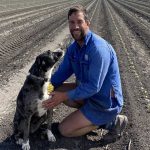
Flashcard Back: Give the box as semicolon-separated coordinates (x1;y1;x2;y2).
42;5;128;143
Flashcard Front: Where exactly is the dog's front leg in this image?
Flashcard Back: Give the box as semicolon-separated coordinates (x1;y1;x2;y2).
30;114;47;134
47;109;56;142
22;115;32;150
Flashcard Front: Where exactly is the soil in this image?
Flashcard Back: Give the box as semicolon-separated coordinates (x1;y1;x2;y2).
0;0;150;150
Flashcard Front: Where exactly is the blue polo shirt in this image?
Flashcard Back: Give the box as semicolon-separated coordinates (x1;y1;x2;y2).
51;30;123;125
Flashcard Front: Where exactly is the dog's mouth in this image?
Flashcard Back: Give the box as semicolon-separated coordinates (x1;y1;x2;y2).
46;49;64;66
52;49;64;61
54;52;63;61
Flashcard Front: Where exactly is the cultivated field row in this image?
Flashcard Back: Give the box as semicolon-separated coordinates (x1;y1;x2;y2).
96;0;150;149
85;0;150;149
114;0;150;21
116;0;150;14
0;0;96;72
108;0;150;94
0;0;67;12
124;0;150;8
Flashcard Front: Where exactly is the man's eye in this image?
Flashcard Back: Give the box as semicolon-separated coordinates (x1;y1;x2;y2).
78;20;84;24
69;21;74;24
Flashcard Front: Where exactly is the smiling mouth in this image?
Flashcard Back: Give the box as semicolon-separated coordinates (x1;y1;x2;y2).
73;30;80;34
73;30;82;37
73;30;80;32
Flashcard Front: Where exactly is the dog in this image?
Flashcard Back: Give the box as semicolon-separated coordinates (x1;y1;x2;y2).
13;49;63;150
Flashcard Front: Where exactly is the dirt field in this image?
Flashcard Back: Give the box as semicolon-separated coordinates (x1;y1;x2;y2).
0;0;150;149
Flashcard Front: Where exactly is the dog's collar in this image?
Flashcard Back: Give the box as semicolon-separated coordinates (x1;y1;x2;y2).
29;74;49;82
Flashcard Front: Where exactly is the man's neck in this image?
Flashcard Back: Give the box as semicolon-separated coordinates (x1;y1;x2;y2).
77;40;84;47
77;30;89;47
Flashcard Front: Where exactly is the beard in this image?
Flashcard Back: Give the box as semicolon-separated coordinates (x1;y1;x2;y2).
70;28;85;42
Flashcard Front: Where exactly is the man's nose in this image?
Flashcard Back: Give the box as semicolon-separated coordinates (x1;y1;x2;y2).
73;23;80;29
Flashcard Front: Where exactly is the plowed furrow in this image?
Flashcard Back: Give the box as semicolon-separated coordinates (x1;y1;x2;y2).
102;0;150;149
125;0;150;8
114;0;150;21
0;1;74;34
0;15;66;65
0;0;96;72
0;0;68;15
107;0;150;98
0;0;89;67
108;0;150;50
117;0;150;14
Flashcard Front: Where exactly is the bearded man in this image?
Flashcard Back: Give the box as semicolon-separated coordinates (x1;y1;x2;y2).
42;5;128;143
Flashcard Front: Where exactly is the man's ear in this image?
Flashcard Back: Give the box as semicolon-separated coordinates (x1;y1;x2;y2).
86;20;90;26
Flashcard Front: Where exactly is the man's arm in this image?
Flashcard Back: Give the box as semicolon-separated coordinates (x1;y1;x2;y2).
68;45;111;100
42;45;112;109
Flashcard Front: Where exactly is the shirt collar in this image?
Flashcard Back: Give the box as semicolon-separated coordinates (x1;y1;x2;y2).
84;30;92;46
74;30;92;48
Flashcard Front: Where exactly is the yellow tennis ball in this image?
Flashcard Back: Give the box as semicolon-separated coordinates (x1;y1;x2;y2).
47;83;54;93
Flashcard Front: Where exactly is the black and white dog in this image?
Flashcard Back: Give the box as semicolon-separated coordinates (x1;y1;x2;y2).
13;50;63;150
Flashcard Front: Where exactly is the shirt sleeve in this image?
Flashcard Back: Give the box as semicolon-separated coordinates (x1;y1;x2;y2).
51;49;73;88
67;45;111;100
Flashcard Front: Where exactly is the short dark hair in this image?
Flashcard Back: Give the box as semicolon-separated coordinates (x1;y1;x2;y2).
68;5;89;21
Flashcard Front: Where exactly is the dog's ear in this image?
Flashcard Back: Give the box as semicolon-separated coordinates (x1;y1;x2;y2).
29;63;36;74
36;56;41;66
29;56;40;74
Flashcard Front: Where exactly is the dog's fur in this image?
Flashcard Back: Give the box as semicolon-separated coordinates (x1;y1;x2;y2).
13;50;63;150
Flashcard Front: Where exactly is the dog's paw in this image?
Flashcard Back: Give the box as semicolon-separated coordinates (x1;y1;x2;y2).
16;138;23;145
47;129;56;142
22;140;30;150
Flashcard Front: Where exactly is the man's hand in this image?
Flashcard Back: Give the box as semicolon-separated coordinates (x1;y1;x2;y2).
42;91;68;109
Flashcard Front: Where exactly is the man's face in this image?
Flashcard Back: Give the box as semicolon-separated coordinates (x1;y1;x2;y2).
68;11;90;43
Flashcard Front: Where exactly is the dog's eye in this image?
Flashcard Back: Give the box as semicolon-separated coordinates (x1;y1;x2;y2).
42;61;46;65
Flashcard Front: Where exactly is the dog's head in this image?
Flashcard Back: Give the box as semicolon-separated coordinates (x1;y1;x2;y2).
29;50;63;78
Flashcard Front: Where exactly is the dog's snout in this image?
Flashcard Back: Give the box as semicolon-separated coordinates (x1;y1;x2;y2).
53;48;64;58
